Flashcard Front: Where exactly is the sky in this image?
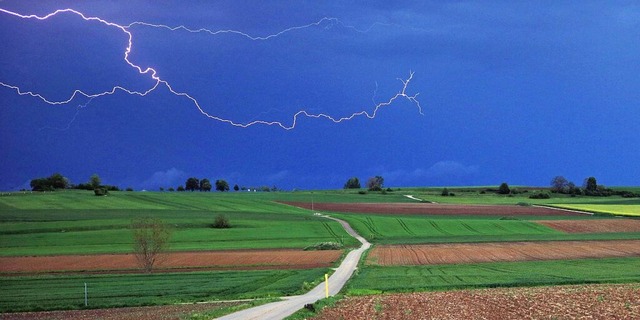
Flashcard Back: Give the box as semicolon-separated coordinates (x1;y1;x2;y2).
1;1;638;191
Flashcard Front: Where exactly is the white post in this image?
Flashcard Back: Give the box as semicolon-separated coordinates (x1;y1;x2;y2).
84;283;88;306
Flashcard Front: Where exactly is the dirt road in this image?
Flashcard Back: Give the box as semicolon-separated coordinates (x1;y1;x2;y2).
216;215;370;320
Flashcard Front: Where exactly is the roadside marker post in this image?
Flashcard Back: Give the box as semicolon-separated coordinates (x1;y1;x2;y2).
84;283;88;306
325;274;329;298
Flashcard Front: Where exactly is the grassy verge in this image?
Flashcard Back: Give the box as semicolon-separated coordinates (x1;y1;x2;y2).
347;257;640;293
0;268;330;313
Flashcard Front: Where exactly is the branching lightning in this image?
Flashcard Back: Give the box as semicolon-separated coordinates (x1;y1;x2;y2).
0;8;423;130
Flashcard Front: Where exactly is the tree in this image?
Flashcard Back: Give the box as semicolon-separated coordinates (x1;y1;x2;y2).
344;177;361;189
212;214;231;228
550;176;569;193
215;179;230;192
498;182;511;195
185;177;199;191
441;188;450;196
366;176;384;191
89;174;101;190
584;177;598;192
233;184;239;191
176;185;185;192
131;217;171;273
30;173;70;191
200;179;212;192
48;173;70;189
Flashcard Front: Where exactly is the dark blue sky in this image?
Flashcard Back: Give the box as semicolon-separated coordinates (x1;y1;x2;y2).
1;1;638;191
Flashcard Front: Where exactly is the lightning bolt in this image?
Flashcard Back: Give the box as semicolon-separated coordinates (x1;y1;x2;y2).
0;8;423;130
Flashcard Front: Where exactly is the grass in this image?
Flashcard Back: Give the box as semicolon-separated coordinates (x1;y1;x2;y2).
548;204;640;217
0;268;328;313
329;213;640;245
0;191;358;256
2;188;639;314
347;257;640;293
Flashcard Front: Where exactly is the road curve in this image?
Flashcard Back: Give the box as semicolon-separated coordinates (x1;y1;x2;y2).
216;215;370;320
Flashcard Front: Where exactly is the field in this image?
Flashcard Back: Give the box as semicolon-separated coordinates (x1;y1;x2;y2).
367;240;640;265
549;204;640;216
0;250;342;274
0;191;358;256
0;191;352;313
310;284;640;319
2;187;640;318
0;268;326;312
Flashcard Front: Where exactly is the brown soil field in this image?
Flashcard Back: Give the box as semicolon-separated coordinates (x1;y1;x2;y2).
0;249;341;274
311;284;640;320
538;219;640;233
368;240;640;266
281;202;584;216
1;301;242;320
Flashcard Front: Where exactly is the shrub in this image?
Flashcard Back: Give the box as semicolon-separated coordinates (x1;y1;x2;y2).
529;192;550;199
94;188;108;196
358;190;367;195
303;242;343;251
441;188;450;196
212;214;231;228
498;182;511;195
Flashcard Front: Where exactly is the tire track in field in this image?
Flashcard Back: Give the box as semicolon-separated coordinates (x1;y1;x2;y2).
396;218;416;236
322;222;341;243
429;220;452;235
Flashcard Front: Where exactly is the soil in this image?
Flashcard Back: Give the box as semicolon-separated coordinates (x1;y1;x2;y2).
538;219;640;233
311;284;640;320
368;240;640;266
281;202;584;216
0;249;342;275
0;301;242;320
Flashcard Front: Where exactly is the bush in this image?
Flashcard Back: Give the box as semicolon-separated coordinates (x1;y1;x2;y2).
212;214;231;228
94;188;108;196
441;188;450;196
498;182;511;195
358;190;367;195
303;242;343;251
529;192;550;199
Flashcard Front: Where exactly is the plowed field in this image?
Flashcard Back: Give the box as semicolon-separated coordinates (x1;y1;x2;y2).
368;240;640;265
311;284;640;320
0;249;342;274
281;202;583;216
538;219;640;233
1;302;242;320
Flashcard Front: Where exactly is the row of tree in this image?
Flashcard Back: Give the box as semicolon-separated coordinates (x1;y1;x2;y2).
344;176;385;191
29;173;118;193
182;177;230;192
551;176;638;197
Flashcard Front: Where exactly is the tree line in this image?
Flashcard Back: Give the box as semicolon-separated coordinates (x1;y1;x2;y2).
29;173;118;193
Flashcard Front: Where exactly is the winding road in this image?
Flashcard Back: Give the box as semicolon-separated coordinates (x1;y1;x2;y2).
216;215;370;320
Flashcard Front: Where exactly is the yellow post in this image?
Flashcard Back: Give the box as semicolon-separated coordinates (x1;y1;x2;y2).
325;274;329;298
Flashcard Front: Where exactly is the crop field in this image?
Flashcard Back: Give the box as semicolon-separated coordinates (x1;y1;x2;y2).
282;202;583;216
311;284;640;319
347;257;640;293
0;268;327;312
538;219;640;233
0;191;357;256
367;240;640;266
0;249;342;274
0;191;352;313
2;188;640;317
549;204;640;216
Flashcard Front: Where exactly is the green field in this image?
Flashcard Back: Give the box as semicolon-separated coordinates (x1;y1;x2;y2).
330;213;640;244
0;191;358;256
2;188;640;314
0;268;328;312
347;257;640;294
